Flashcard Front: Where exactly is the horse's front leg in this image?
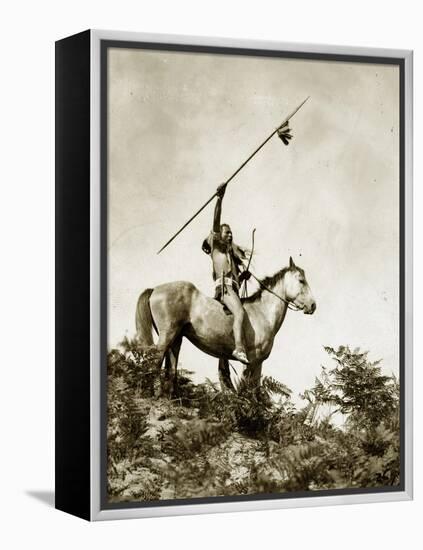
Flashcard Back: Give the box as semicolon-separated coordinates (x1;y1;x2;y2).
218;358;236;392
238;362;262;392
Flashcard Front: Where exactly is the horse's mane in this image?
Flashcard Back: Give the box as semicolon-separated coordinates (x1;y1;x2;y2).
241;266;304;304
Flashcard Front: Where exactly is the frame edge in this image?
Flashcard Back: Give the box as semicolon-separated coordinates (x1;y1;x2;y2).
89;30;413;521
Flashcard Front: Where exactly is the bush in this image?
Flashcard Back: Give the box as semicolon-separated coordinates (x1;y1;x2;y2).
301;346;400;489
106;343;401;502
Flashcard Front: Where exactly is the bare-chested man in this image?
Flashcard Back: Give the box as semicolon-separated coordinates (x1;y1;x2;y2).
202;182;251;364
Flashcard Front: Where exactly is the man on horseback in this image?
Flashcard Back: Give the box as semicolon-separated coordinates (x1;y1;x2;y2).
202;183;251;364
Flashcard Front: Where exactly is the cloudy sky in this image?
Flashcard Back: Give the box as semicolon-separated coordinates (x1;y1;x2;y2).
107;46;399;399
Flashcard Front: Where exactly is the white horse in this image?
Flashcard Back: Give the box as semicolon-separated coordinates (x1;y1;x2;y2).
136;257;316;393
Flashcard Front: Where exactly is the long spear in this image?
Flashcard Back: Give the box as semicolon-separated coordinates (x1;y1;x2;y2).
157;96;310;254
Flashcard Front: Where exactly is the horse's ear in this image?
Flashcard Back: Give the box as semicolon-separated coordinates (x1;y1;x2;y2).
289;256;296;269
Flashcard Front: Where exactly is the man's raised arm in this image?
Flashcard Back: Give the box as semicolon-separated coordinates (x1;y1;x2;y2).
213;183;227;232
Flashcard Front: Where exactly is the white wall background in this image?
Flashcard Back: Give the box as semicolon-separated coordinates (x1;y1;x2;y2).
0;0;420;547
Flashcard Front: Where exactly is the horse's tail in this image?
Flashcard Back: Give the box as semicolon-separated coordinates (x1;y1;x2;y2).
135;288;155;346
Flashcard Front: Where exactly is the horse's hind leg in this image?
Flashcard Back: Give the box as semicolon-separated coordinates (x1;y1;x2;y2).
163;337;182;398
218;358;236;392
150;327;181;397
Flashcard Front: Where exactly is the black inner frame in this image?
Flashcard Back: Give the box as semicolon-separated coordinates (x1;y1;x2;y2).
100;39;406;511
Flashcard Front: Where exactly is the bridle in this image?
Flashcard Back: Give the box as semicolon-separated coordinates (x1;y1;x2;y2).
248;270;305;312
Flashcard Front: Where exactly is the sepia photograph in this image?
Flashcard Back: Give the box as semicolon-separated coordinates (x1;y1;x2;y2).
104;43;402;505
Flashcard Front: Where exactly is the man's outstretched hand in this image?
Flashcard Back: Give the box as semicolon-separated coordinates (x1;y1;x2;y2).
216;182;227;199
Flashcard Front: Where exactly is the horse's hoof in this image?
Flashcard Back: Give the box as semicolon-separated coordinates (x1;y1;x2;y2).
233;350;250;364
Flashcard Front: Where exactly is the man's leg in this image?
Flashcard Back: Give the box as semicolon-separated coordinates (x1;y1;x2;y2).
221;287;248;362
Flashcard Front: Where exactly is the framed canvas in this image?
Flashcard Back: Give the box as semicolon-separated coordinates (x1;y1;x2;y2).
55;29;413;521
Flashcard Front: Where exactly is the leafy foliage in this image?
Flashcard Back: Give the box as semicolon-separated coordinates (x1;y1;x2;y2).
312;346;399;429
106;343;401;502
301;346;400;488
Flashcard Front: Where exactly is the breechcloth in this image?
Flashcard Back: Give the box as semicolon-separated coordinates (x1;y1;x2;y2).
214;277;240;314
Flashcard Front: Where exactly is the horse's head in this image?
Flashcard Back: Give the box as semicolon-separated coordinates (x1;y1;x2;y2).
284;257;316;314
